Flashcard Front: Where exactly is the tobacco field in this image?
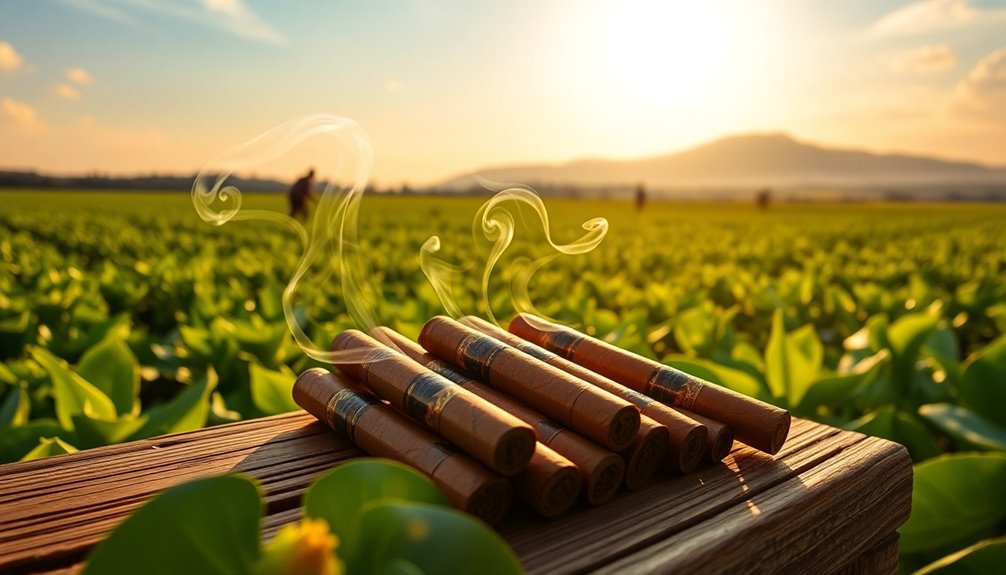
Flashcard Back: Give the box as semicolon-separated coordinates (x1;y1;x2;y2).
2;189;1005;572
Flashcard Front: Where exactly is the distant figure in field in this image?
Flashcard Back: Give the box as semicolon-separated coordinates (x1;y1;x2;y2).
756;188;772;210
288;168;315;219
635;182;647;211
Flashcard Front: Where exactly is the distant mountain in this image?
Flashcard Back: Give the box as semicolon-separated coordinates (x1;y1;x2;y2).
436;133;1006;199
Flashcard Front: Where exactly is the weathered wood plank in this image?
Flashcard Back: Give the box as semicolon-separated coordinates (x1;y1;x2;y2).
0;414;912;575
596;437;911;574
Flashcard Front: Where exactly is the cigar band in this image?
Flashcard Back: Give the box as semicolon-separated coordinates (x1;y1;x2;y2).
514;341;557;363
358;347;400;385
402;372;459;430
536;418;565;444
645;367;705;410
425;359;469;385
541;328;584;359
325;388;377;442
456;334;505;381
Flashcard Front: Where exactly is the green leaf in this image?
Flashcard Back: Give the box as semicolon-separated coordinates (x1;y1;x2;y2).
845;406;941;461
30;347;116;430
959;335;1006;428
915;536;1006;575
130;369;217;439
918;404;1006;452
356;502;523;575
0;384;30;430
20;436;78;461
900;453;1006;554
664;357;765;399
304;459;447;567
798;350;889;412
249;363;299;415
0;419;62;463
77;335;140;416
888;313;939;358
765;310;823;406
84;475;263;575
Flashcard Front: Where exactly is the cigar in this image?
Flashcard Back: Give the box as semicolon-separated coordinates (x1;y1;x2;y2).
293;368;511;524
419;316;641;452
331;330;536;476
509;314;791;455
464;316;706;474
377;327;624;505
677;409;735;463
514;442;583;518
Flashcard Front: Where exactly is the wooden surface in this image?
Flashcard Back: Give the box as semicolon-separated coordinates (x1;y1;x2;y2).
0;413;913;574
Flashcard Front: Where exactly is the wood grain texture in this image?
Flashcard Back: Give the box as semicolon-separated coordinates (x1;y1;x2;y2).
0;414;912;574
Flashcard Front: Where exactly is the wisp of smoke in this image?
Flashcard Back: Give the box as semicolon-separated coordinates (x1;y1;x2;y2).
192;115;609;363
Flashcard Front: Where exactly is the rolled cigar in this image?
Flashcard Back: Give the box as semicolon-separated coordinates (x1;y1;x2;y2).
514;442;583;518
677;408;735;463
377;327;624;505
419;316;641;452
293;368;511;524
509;314;791;455
621;416;670;489
464;316;706;474
332;330;535;476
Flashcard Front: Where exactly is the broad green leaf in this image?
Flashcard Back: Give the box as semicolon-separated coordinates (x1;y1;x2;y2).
0;362;16;384
798;350;889;412
0;419;62;463
918;404;1006;452
845;406;940;461
30;347;116;429
765;310;823;406
84;475;263;575
959;335;1006;428
0;384;30;430
915;536;1006;575
77;335;140;416
357;502;523;575
900;453;1006;554
72;413;149;449
130;369;217;439
304;459;447;566
249;363;299;415
20;436;78;461
888;313;939;358
664;357;764;399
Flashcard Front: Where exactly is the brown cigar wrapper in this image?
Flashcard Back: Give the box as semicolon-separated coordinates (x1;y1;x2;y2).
332;330;535;476
677;408;735;463
509;314;791;455
293;368;511;524
464;316;706;474
514;442;582;518
621;415;669;489
377;327;625;506
419;316;640;452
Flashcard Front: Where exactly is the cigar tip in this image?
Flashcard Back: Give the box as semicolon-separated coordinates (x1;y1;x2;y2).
537;465;582;518
675;425;707;474
623;423;669;490
768;411;792;455
587;453;625;506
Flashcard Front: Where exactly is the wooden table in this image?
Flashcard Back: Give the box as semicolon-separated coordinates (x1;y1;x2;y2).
0;413;913;574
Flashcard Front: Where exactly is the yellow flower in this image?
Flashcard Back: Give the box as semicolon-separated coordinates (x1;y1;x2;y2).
257;518;343;575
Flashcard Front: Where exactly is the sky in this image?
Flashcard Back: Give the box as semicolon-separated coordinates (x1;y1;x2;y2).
1;0;1005;186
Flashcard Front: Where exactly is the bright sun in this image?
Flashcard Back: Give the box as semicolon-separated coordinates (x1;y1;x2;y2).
596;1;733;108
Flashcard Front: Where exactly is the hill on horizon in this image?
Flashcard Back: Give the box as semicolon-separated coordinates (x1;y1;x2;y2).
436;133;1006;198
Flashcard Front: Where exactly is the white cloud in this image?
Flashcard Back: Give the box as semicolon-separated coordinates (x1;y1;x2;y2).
67;67;95;85
1;98;44;130
890;45;957;74
54;84;82;100
58;0;285;44
0;41;24;72
955;48;1006;122
872;0;1006;36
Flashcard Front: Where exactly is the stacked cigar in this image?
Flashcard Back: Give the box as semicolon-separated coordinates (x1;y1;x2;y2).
293;313;791;525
